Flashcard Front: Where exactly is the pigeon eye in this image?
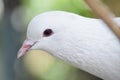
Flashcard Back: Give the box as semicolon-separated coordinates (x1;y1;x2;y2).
43;29;53;37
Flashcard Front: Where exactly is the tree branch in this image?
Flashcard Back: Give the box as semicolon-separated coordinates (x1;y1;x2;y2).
84;0;120;39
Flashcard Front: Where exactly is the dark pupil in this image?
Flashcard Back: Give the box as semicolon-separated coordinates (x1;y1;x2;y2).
43;29;53;37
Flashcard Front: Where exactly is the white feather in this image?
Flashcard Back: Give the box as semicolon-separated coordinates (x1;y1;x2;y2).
27;11;120;80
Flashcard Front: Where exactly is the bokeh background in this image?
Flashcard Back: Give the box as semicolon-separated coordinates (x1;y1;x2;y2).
0;0;120;80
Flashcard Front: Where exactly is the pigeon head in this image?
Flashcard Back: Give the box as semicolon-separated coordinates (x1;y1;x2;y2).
17;11;120;80
17;11;79;58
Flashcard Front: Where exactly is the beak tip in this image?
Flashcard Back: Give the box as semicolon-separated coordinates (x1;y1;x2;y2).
17;50;23;59
17;39;36;59
17;55;20;59
17;53;21;59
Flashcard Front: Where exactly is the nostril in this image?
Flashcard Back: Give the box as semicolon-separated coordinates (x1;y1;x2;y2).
23;45;31;48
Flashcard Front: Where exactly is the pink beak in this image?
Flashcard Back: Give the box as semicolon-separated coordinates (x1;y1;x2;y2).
17;39;36;58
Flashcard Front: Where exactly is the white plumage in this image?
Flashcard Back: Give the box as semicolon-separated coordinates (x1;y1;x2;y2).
18;11;120;80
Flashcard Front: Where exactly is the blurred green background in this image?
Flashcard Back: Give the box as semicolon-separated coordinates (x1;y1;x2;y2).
0;0;120;80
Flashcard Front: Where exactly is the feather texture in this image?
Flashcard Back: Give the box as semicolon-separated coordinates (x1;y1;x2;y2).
19;11;120;80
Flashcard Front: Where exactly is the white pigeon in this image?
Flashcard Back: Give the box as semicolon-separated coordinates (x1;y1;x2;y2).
17;11;120;80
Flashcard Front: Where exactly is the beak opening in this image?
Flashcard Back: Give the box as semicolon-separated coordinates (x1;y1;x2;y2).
17;39;36;59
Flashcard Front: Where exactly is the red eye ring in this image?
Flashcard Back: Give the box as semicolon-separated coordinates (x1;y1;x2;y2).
43;29;53;37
